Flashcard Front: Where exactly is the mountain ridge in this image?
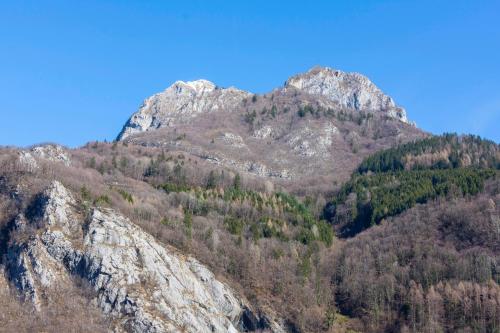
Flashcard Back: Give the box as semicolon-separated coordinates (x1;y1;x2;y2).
115;66;424;193
117;66;411;141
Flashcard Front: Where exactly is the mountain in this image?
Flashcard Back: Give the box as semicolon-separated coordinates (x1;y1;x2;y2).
0;67;498;333
118;80;251;140
116;67;425;193
118;66;409;141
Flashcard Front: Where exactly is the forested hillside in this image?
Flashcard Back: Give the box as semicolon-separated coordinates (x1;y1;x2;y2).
328;134;499;236
330;168;496;236
323;134;500;332
334;185;500;332
1;132;499;333
358;133;499;173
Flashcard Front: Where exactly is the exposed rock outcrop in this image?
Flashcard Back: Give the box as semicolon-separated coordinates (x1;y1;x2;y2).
16;144;71;172
31;144;71;166
17;151;39;172
5;181;284;332
285;121;339;158
284;66;408;123
118;80;251;140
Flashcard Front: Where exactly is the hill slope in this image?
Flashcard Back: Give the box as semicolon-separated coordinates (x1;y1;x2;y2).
327;134;500;236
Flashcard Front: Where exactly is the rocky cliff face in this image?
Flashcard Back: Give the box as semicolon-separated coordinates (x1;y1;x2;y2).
118;80;251;140
284;67;408;123
4;181;283;332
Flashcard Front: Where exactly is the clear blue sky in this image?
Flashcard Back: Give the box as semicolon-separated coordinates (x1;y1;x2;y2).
1;0;499;147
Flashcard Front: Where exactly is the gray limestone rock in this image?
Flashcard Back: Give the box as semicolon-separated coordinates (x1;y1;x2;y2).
5;181;284;332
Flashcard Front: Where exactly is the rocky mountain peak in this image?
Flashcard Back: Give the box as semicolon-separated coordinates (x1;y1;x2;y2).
117;79;251;140
117;67;411;141
285;66;408;122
